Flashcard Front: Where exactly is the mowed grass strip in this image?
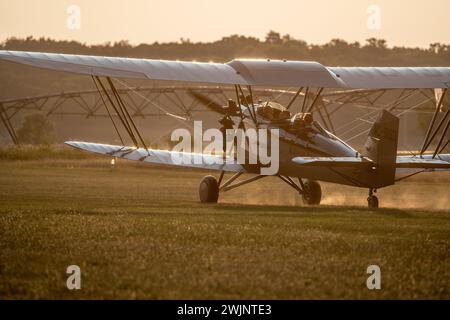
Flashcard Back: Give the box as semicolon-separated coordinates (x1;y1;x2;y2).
0;160;449;299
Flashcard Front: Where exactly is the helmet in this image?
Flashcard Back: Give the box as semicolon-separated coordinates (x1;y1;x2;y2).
291;113;305;129
303;113;313;125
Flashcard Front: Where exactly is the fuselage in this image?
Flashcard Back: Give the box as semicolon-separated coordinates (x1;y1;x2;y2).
235;103;378;188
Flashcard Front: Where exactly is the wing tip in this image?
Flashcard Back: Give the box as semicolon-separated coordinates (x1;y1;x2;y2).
64;140;80;148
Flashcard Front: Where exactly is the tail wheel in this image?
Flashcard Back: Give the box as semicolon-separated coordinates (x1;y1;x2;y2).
302;180;322;205
199;175;219;203
367;196;379;209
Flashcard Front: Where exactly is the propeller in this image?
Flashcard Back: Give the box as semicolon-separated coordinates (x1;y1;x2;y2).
188;90;245;127
189;90;248;157
188;90;238;116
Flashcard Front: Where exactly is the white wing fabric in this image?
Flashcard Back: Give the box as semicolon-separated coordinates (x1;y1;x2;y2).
1;50;449;88
292;155;450;169
395;154;450;169
291;156;374;168
65;141;244;172
329;67;450;89
0;50;245;85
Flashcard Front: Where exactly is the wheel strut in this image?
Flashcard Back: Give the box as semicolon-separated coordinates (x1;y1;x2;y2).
367;188;379;209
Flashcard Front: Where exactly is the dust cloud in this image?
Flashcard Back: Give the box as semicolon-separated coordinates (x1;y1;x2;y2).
220;172;450;211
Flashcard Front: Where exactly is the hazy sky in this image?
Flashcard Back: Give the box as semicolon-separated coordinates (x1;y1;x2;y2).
0;0;449;48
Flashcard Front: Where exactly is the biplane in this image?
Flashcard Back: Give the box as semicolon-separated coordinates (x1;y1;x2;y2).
1;50;450;208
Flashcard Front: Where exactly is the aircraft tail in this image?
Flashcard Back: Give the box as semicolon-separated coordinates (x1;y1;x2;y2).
362;110;399;187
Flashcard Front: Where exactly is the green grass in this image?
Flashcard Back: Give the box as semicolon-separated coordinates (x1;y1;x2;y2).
0;158;449;299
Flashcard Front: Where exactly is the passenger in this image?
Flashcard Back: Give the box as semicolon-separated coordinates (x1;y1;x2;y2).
272;108;281;119
262;105;274;120
257;105;265;116
279;110;291;120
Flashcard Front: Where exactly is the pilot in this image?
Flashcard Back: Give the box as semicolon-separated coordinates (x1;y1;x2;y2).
291;113;305;130
260;104;274;120
303;113;313;126
239;94;253;105
271;108;281;120
219;115;234;158
227;99;238;114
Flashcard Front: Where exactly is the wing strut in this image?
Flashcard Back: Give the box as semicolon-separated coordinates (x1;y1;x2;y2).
93;76;149;152
94;76;138;146
286;87;304;110
236;85;257;125
91;76;125;145
420;88;448;156
433;118;450;158
107;77;149;151
303;87;329;131
301;87;310;112
307;88;324;113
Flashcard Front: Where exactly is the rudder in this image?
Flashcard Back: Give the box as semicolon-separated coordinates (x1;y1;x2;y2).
362;110;399;188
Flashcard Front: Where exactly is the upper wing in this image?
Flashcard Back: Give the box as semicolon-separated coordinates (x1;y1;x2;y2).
0;50;340;87
329;67;450;89
0;50;246;85
1;50;449;88
65;141;244;172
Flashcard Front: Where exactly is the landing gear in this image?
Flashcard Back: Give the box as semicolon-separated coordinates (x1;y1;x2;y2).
301;179;322;205
199;175;219;203
367;189;379;209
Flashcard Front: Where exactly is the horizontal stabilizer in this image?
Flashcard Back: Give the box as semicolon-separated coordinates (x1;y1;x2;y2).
292;154;450;169
396;154;450;169
291;156;374;168
65;141;244;172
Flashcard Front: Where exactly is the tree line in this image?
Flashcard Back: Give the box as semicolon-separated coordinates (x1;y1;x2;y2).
1;31;449;66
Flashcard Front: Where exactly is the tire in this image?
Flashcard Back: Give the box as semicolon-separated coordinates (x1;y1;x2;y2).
367;196;379;209
302;180;322;205
199;175;219;203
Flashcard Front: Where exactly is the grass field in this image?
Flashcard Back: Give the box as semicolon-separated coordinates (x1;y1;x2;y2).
0;150;450;299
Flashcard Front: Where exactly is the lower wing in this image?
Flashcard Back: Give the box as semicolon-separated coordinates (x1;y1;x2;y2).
66;141;450;174
65;141;244;172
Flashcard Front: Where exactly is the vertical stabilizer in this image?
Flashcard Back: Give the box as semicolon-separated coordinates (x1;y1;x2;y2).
362;110;399;187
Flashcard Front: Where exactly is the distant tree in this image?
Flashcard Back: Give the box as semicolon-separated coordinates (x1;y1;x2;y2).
1;33;449;67
179;38;191;44
429;43;449;54
328;39;348;47
17;113;55;145
282;34;293;43
365;38;387;49
265;30;282;44
113;40;131;48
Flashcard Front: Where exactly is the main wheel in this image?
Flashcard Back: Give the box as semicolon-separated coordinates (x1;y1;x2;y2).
302;180;322;205
199;175;219;203
367;195;379;209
